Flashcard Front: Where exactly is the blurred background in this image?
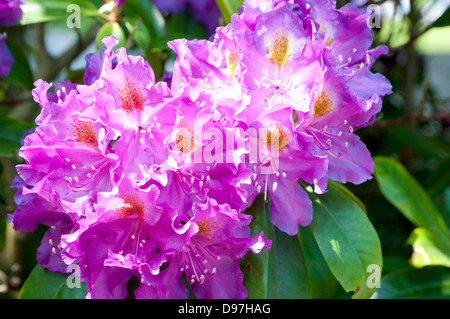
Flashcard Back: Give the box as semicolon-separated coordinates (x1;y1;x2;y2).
0;0;449;298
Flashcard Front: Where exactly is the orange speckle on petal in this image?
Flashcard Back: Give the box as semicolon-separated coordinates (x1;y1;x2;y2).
268;33;290;68
116;77;146;113
72;120;98;148
313;91;333;117
260;122;291;152
117;193;145;220
196;217;218;237
175;121;199;154
226;51;239;79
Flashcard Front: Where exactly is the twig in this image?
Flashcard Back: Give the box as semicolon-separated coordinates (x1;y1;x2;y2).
35;22;101;81
373;109;450;128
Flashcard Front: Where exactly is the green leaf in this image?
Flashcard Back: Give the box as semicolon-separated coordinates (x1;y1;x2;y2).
374;156;450;240
240;195;269;299
19;265;87;299
95;22;126;50
328;180;367;215
0;117;34;158
298;226;340;299
5;41;34;90
152;11;208;52
374;266;450;299
122;0;165;40
242;195;311;299
20;0;100;25
266;226;311;299
124;17;151;51
407;228;450;268
307;182;383;299
264;194;311;299
426;158;450;197
216;0;243;24
429;6;450;28
167;11;208;40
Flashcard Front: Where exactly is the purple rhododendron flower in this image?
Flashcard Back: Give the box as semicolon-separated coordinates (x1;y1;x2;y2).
0;0;24;75
9;0;391;299
0;0;24;26
0;33;13;76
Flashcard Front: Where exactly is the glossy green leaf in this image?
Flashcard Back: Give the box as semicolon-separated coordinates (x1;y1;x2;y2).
0;117;34;158
408;228;450;268
95;22;126;50
151;11;208;52
242;194;311;299
298;226;340;299
124;18;151;51
240;195;269;299
426;158;450;197
307;182;383;299
374;266;450;299
20;0;100;25
328;180;367;215
374;156;450;239
266;226;311;299
5;41;34;90
123;0;165;40
216;0;243;24
19;264;87;299
430;6;450;28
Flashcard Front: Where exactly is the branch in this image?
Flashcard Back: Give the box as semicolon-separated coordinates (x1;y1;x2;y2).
373;109;450;128
36;22;101;81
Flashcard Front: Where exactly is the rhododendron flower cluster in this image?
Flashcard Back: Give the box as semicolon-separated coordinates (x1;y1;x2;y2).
9;0;391;299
